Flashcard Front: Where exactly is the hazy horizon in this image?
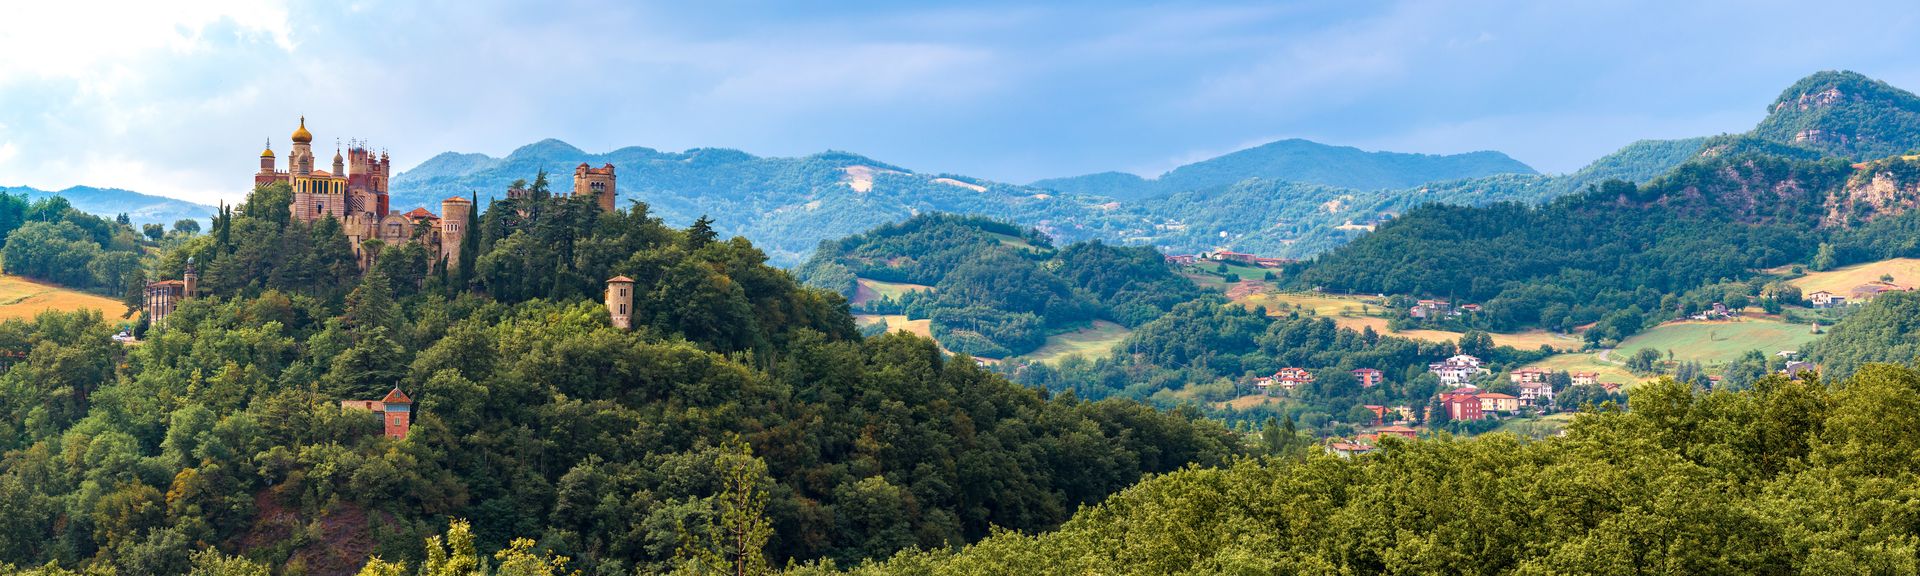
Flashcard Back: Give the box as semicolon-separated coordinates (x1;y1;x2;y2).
5;0;1920;204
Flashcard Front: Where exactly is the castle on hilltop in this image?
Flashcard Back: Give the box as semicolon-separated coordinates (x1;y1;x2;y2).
253;117;618;270
144;117;626;332
256;116;476;270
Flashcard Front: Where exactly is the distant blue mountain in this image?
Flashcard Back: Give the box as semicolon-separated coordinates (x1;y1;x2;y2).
0;184;216;226
389;139;1113;266
1030;138;1538;201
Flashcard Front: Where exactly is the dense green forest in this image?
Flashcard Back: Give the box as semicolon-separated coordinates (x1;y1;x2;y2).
796;214;1202;358
799;368;1920;575
1807;290;1920;380
0;193;151;299
51;365;1916;575
1753;70;1920;160
0;183;1237;575
1289;154;1862;340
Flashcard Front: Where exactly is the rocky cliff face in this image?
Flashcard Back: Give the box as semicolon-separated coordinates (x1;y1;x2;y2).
1825;158;1920;227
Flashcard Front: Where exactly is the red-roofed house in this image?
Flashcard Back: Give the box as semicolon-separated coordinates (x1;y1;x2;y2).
1376;425;1419;439
1439;390;1484;421
1477;392;1520;413
1516;380;1556;406
1571;372;1600;386
1352;368;1384;388
1510;368;1549;384
341;387;414;439
1363;404;1387;425
1326;441;1374;458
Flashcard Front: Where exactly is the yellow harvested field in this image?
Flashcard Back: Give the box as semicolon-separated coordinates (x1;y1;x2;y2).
1240;292;1579;351
1239;291;1383;316
854;314;932;339
1784;257;1920;294
0;274;124;322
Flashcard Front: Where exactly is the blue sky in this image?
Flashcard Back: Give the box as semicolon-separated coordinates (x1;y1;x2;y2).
3;0;1920;204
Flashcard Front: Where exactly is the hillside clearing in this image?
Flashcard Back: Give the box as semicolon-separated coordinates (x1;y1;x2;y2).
1240;292;1579;351
0;274;124;323
1523;352;1644;387
1018;320;1131;365
1614;317;1820;366
851;278;934;306
1783;257;1920;294
854;314;933;339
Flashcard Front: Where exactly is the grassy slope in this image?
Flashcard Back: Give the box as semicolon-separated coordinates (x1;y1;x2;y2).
1242;291;1579;351
0;274;124;323
1017;321;1132;365
1784;257;1920;294
850;278;935;306
1614;317;1821;366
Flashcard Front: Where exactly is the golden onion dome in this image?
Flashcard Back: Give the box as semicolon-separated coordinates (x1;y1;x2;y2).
260;146;274;158
291;116;312;143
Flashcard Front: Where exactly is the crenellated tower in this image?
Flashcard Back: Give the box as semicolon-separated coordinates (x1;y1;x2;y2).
574;163;617;212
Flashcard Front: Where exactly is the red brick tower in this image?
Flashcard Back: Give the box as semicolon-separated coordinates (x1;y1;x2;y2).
380;387;412;439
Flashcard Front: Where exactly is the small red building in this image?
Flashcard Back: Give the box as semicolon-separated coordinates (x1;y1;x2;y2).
1352;368;1384;388
341;387;413;439
1439;389;1484;421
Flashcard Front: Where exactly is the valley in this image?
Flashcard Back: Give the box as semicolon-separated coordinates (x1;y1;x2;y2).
20;1;1920;571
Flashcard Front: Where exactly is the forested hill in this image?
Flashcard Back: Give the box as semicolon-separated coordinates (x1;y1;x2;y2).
0;184;214;227
1030;138;1537;201
0;183;1238;574
388;140;1131;267
795;214;1203;358
807;370;1920;574
1113;137;1709;258
1753;70;1920;159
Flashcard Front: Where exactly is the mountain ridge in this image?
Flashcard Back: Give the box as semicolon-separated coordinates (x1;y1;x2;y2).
1031;138;1537;201
0;184;215;226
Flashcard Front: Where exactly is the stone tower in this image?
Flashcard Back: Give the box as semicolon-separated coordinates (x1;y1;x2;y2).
606;275;635;329
439;196;472;272
574;163;617;212
259;140;274;173
183;256;197;298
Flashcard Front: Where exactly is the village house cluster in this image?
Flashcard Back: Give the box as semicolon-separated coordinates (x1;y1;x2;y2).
1807;279;1912;308
1409;299;1480;319
1164;250;1295;268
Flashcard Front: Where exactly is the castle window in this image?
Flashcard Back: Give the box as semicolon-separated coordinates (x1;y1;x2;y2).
619;304;628;314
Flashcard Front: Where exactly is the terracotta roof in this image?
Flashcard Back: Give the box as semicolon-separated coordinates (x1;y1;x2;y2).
380;387;412;404
1476;392;1517;399
443;196;472;204
607;275;635;283
1377;425;1417;434
402;207;438;220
